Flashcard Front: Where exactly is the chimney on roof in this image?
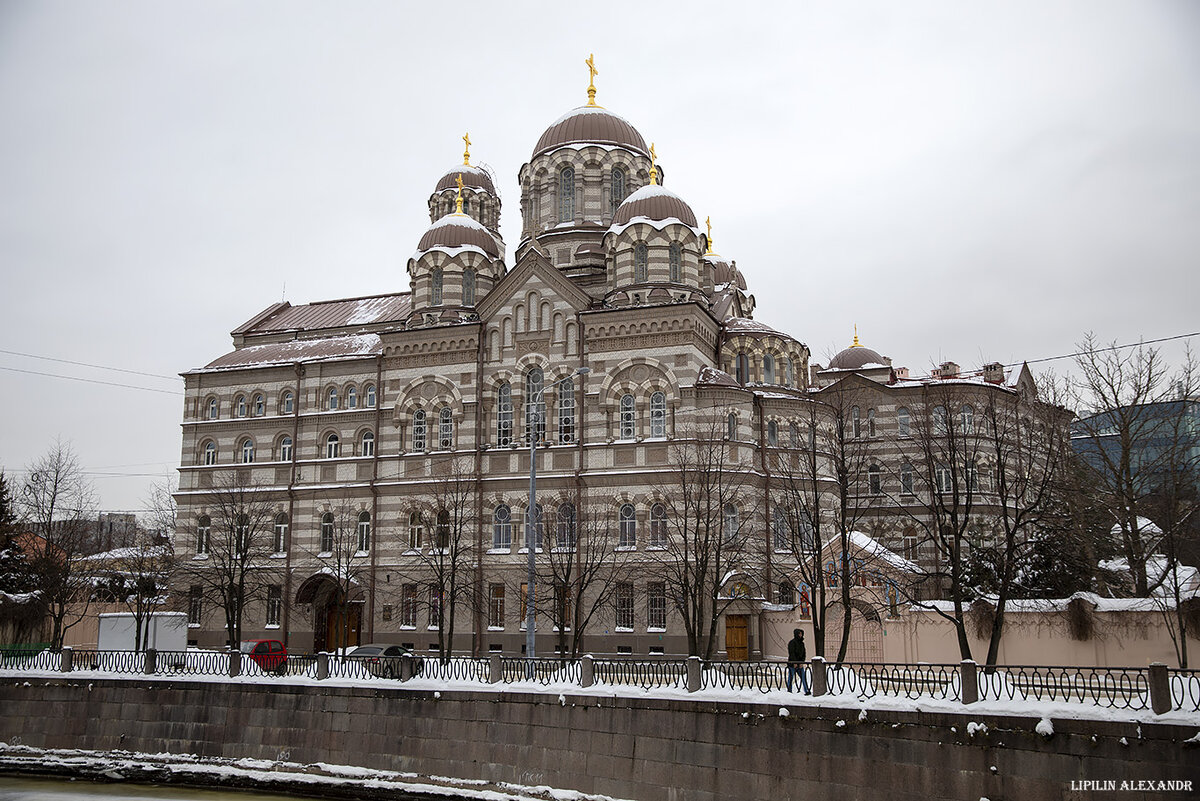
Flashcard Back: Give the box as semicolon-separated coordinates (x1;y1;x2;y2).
894;366;909;379
933;361;960;380
982;362;1005;384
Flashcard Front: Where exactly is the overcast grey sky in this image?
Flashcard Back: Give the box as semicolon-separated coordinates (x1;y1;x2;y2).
1;0;1197;513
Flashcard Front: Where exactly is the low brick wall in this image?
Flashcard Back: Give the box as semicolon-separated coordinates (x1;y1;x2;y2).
1;677;1197;800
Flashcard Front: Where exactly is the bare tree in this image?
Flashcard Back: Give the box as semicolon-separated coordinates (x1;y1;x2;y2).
178;471;281;647
648;414;755;659
18;442;98;649
0;470;43;644
92;522;176;651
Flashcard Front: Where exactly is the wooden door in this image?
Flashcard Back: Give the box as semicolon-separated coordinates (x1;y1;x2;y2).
725;615;749;661
325;606;361;652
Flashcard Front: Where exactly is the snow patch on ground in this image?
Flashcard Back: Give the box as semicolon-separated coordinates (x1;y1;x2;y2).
1036;717;1054;737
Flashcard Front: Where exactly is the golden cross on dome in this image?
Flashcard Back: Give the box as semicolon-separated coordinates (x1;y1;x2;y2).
455;174;464;215
852;324;862;347
462;132;471;165
706;216;714;254
649;143;658;185
586;54;598;106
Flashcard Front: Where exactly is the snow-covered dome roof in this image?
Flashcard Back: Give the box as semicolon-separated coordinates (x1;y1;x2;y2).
416;214;499;258
533;106;649;159
612;184;698;228
434;164;496;196
828;342;886;370
705;252;746;290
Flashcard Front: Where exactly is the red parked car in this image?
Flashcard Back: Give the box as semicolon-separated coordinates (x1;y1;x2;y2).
240;639;287;674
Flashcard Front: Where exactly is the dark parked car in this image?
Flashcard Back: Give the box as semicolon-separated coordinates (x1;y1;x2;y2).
240;639;287;674
348;643;423;679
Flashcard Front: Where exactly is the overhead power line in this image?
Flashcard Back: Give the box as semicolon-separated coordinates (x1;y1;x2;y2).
0;348;181;381
0;365;184;396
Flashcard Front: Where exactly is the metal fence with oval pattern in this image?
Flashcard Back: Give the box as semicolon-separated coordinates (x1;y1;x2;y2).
986;665;1150;709
594;658;690;690
701;660;787;693
500;657;580;685
154;649;227;676
1169;670;1199;712
841;662;961;700
72;649;143;675
419;656;489;683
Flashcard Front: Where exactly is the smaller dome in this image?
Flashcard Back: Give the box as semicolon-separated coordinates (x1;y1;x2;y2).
705;253;746;290
612;184;698;228
434;165;496;195
828;344;887;370
416;214;499;258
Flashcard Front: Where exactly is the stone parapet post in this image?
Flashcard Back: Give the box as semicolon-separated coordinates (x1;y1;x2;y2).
686;656;702;693
960;660;978;705
580;655;594;688
489;653;502;684
810;657;827;697
400;654;418;682
317;653;329;680
228;648;241;678
144;649;157;675
1148;662;1171;714
59;647;73;673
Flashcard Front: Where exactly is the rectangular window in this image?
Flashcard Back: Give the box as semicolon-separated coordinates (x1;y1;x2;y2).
196;521;210;555
488;584;505;629
553;582;572;631
401;584;418;627
273;519;287;554
615;582;634;630
648;582;666;630
187;585;203;626
266;585;282;627
428;587;442;629
357;517;371;552
903;535;919;562
558;383;575;444
936;464;953;494
408;513;424;550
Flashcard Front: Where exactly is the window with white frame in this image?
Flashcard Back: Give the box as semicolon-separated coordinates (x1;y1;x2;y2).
615;582;634;630
897;407;911;437
558;377;575;443
438;406;453;450
413;409;426;451
282;391;294;414
648;582;666;630
408;511;424;549
463;268;476;306
236;395;247;417
325;433;340;458
361;431;374;457
767;420;779;447
203;441;216;466
279;436;293;462
196;515;210;555
900;462;915;495
559;166;575;222
668;243;681;283
497;382;513;446
764;354;776;384
188;586;203;625
428;587;442;629
618;503;636;547
936;463;953;493
266;585;282;627
960;404;974;434
772;505;790;551
328;388;339;411
240;438;255;464
650;391;666;438
273;513;288;554
320;513;334;553
357;511;371;552
723;504;739;543
868;464;882;495
492;505;512;549
400;584;418;627
867;407;876;437
435;509;450;550
619;394;635;439
633;243;648;283
235;515;249;553
522;505;544;550
649;503;667;547
933;406;948;435
253;394;264;416
207;398;219;420
798;516;816;554
365;384;376;408
556;503;576;549
347;387;357;409
903;532;919;562
525;368;545;444
488;584;505;629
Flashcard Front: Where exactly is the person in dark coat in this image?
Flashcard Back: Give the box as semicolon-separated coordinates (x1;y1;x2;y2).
786;628;810;694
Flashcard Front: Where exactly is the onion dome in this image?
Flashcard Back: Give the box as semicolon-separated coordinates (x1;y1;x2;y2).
434;164;496;196
416;213;499;258
533;106;650;159
612;184;698;228
828;329;886;369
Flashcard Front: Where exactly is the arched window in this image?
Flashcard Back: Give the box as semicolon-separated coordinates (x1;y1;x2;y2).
900;462;915;495
196;515;211;555
558;166;575;222
435;509;450;549
281;391;294;415
868;464;882;495
618;503;637;547
240;438;255;464
767;420;779;447
496;382;513;446
936;463;953;493
619;393;636;439
727;413;737;441
203;441;216;466
723;504;739;542
462;268;476;306
764;354;776;384
933;406;948;435
325;433;340;458
649;503;667;547
347;387;357;409
235;395;247;418
897;407;911;438
960;404;974;434
431;268;443;306
328;388;339;411
777;581;796;606
556;503;576;549
438;406;453;449
525;367;545;444
360;431;375;457
633;243;648;283
273;513;288;554
773;505;790;551
523;504;544;550
207;398;218;420
558;377;575;443
851;405;861;438
364;384;376;408
408;511;424;549
789;422;800;449
611;166;626;214
650;391;666;438
669;243;682;283
736;352;749;384
320;513;334;553
279;436;293;462
493;505;512;549
253;394;264;416
786;357;796;388
357;512;371;553
413;409;427;451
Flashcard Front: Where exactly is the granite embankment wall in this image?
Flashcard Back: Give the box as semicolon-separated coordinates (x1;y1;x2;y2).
1;677;1197;801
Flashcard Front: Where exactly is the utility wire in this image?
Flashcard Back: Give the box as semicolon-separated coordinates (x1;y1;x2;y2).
0;348;180;381
0;365;184;396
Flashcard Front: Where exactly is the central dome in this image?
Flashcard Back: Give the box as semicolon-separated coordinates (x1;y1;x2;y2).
533;106;649;159
612;184;698;228
828;344;887;370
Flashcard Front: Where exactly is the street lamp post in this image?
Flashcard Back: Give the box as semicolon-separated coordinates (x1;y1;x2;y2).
525;366;589;665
